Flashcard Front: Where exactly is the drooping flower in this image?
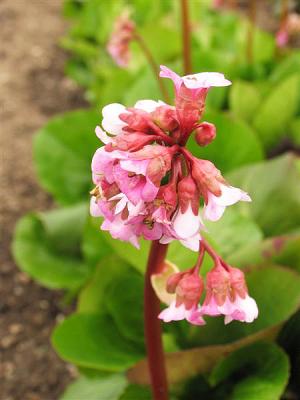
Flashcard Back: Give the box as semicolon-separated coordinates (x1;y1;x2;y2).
159;269;205;325
202;264;258;324
107;11;136;67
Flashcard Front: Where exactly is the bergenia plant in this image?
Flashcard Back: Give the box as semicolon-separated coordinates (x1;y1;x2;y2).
90;64;258;398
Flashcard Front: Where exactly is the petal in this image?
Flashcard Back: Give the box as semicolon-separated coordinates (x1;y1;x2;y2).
173;203;201;239
182;72;231;89
159;65;183;92
102;103;127;135
90;197;102;217
180;233;201;251
134;99;165;112
95;126;112;144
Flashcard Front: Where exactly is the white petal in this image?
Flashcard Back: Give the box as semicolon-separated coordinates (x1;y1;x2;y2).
173;204;201;239
182;72;231;89
95;126;112;144
102;103;127;135
134;99;165;112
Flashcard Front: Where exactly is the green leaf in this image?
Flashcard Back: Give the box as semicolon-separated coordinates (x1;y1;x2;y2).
52;313;143;371
34;109;100;204
229;234;300;273
188;111;264;173
120;384;152;400
253;74;300;150
12;205;91;290
106;269;144;345
229;80;261;122
210;342;289;400
61;374;128;400
228;154;300;236
78;255;130;313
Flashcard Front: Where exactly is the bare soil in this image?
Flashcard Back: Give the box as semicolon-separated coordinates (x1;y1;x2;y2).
0;1;87;399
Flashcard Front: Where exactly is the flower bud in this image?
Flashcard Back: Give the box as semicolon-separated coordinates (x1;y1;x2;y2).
191;158;225;200
151;105;178;132
195;122;216;146
119;109;150;132
177;175;199;214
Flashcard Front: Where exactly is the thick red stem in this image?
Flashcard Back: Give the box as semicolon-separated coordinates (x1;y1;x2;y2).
180;0;192;74
144;241;169;400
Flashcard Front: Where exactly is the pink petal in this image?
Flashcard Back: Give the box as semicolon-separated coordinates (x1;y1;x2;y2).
182;72;231;89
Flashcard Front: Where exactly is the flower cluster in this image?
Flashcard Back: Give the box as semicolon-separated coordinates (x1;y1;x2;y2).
91;66;249;252
90;65;257;325
158;255;258;326
107;10;136;67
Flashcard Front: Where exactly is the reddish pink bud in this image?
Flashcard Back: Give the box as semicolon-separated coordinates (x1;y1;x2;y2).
166;270;204;310
205;265;230;306
191;158;225;201
105;132;157;152
151;105;178;132
157;181;178;210
177;176;199;215
119;109;150;132
195;122;216;146
228;266;248;299
166;271;185;293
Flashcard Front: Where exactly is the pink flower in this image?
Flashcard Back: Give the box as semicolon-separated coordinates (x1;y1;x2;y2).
160;65;231;138
202;265;258;324
159;270;205;325
107;11;135;67
204;183;251;222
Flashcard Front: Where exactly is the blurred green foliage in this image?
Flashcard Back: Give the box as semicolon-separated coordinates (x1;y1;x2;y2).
12;0;300;398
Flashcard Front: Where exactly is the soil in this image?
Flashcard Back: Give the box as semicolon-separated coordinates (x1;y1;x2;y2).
0;1;87;399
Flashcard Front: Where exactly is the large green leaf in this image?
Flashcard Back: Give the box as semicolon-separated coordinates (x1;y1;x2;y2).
209;342;289;400
106;269;144;345
188;111;264;173
34;109;100;204
12;205;91;290
78;255;130;313
61;374;127;400
229;80;261;122
253;74;300;150
228;154;300;236
52;313;144;372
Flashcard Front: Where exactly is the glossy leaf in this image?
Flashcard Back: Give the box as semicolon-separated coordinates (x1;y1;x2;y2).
12;205;91;290
229;80;261;122
228;154;300;235
34;109;100;204
253;74;300;150
188;111;264;173
210;342;289;400
52;313;144;372
61;374;127;400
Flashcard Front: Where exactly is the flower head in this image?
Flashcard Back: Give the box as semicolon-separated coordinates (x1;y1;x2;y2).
159;269;205;325
202;264;258;324
107;11;136;67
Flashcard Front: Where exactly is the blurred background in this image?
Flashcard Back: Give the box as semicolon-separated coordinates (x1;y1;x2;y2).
1;1;300;399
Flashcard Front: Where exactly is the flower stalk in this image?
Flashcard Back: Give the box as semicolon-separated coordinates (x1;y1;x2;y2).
144;241;169;400
246;0;257;64
180;0;192;74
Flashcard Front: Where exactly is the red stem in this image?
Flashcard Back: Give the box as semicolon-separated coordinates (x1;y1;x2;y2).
180;0;192;74
144;241;169;400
